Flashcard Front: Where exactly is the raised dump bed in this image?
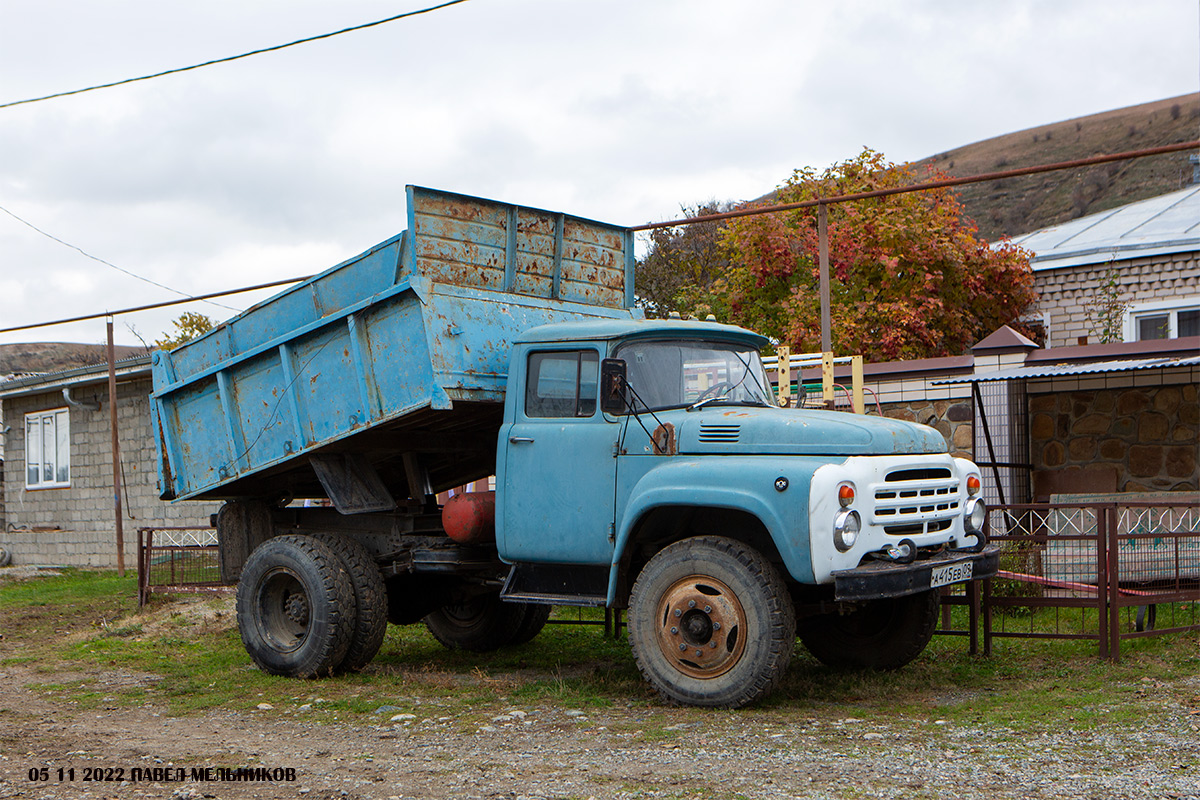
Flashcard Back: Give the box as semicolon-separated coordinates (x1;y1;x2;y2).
151;186;637;504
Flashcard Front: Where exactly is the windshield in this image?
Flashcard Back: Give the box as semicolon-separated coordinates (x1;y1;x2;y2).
613;340;775;412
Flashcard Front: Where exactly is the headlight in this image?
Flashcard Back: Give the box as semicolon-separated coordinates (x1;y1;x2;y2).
833;509;860;552
964;497;986;533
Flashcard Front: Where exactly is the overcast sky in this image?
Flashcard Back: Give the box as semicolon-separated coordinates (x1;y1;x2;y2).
0;0;1196;348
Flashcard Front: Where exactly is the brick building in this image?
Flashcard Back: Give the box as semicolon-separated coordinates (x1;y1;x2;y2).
1012;185;1200;349
0;357;217;566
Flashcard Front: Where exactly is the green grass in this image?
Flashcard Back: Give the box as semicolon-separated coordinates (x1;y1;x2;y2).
2;569;1198;733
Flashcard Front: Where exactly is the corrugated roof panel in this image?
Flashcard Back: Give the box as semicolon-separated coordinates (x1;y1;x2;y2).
932;355;1200;384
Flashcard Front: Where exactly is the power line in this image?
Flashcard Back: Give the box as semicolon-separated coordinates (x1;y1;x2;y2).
0;0;474;110
631;140;1200;231
0;275;312;335
0;201;239;311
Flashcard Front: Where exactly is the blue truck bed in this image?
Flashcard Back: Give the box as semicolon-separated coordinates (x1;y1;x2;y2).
151;186;638;502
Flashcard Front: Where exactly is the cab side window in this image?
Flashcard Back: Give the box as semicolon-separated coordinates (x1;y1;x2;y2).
526;350;599;418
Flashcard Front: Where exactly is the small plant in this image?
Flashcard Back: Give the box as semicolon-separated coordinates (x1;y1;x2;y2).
1082;259;1128;344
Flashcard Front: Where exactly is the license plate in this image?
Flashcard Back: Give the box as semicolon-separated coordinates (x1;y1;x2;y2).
930;561;973;588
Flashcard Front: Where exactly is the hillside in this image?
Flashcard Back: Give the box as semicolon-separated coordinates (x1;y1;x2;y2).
0;342;146;377
910;94;1200;240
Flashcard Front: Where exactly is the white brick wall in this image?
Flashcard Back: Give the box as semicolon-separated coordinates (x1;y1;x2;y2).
1;377;219;566
1031;252;1200;348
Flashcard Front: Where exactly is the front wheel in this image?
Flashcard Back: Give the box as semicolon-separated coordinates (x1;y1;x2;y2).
798;590;939;670
627;536;795;708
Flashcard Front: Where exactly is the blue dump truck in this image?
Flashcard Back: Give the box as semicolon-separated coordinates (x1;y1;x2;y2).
151;186;999;707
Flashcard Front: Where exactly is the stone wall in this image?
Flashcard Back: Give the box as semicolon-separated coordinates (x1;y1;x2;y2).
880;398;974;460
0;377;218;566
1030;252;1199;349
1030;384;1199;493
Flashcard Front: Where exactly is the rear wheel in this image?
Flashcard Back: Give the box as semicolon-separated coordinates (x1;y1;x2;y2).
627;536;795;708
423;592;526;652
236;535;355;678
798;590;939;670
310;533;387;672
511;603;552;645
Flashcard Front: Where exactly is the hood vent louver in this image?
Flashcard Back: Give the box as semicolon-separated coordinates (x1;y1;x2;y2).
698;423;741;443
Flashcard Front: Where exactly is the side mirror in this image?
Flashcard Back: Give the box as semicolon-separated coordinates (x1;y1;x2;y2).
600;358;628;415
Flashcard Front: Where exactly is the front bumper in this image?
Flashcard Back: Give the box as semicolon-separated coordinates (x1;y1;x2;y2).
832;545;1000;601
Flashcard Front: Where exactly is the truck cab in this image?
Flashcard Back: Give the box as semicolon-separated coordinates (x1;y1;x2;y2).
496;318;996;706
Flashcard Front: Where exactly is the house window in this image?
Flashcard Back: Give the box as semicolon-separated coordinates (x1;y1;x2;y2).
25;408;70;488
1126;298;1200;342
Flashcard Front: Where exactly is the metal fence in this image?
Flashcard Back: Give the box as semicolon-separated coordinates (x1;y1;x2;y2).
936;500;1200;661
137;526;228;607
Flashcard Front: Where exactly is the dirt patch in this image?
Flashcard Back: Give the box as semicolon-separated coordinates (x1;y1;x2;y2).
1;588;1199;799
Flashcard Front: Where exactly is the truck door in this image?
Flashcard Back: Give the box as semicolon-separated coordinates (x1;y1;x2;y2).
500;347;617;564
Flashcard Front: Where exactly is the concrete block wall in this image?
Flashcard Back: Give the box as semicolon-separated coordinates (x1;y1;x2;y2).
1;377;218;567
1031;252;1199;349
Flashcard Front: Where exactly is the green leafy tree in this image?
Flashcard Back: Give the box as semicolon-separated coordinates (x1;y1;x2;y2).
707;149;1036;360
154;312;215;349
636;201;734;318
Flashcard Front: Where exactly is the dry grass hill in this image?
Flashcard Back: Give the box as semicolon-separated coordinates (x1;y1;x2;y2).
0;342;146;377
910;93;1200;240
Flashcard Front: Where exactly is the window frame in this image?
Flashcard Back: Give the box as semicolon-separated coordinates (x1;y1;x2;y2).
524;349;600;419
1124;297;1200;342
24;407;71;489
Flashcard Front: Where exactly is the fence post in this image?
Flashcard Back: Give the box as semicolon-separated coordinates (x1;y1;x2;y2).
1107;504;1121;664
137;528;145;607
1096;506;1108;659
967;579;979;655
982;577;993;657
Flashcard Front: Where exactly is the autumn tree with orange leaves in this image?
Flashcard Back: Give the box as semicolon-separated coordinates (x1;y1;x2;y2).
691;149;1036;361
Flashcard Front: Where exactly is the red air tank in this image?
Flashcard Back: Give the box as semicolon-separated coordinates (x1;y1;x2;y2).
441;491;496;545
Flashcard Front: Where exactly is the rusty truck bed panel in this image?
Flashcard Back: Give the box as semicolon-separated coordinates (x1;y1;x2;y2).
152;186;636;502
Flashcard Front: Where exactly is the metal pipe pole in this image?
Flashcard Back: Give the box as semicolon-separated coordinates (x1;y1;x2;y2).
818;201;831;353
106;317;125;576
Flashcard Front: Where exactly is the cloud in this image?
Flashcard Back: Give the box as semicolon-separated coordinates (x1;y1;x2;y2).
0;0;1195;347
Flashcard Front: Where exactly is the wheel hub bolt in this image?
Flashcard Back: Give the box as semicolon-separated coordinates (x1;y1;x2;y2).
679;643;687;651
670;627;678;635
695;650;703;657
674;609;682;618
709;641;717;648
704;605;712;613
713;622;720;630
688;600;696;608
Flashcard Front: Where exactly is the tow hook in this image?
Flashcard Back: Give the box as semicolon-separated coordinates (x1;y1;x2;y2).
872;538;917;564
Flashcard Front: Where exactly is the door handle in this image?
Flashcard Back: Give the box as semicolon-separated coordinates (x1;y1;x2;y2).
509;436;535;444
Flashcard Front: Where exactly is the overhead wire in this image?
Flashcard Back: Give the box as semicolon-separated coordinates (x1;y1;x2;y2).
0;275;312;335
0;201;240;311
0;0;474;110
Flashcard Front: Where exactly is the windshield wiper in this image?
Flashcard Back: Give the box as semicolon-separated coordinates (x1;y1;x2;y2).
687;396;772;412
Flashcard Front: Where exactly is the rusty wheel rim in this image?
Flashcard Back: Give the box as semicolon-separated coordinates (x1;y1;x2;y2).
654;574;747;679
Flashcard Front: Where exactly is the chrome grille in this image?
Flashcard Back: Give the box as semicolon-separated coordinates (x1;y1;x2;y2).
872;466;962;535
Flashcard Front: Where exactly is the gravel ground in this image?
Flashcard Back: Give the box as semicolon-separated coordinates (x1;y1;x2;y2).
1;571;1198;800
1;663;1198;800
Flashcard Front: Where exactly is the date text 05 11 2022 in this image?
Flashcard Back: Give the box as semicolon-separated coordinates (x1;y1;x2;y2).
28;766;299;783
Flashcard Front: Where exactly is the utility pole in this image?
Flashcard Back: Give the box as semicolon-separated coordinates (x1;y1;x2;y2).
106;317;125;577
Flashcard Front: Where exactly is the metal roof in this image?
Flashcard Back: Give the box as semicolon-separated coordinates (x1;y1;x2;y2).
933;354;1200;384
0;355;151;399
1007;185;1200;271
